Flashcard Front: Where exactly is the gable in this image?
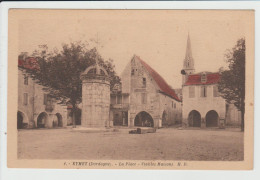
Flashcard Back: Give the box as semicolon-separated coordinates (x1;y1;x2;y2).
134;55;181;102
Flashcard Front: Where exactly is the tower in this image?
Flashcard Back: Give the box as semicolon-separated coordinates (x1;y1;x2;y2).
181;33;195;85
80;63;111;128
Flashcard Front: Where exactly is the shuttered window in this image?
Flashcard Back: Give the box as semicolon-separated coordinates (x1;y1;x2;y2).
142;78;146;88
23;93;28;105
141;93;147;104
200;86;207;97
24;75;28;85
201;73;207;82
117;95;122;104
189;86;195;98
131;69;135;75
44;94;48;105
213;85;219;97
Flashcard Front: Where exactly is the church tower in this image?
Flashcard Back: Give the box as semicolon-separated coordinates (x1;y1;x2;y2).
181;33;195;85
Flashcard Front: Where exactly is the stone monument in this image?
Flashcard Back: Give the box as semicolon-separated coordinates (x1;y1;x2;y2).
80;63;111;128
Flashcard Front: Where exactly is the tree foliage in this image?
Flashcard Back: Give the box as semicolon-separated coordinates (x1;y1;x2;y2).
218;38;245;131
20;42;120;127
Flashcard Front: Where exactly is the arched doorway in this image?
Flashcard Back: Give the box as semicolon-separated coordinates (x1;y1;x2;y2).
162;111;167;127
37;112;48;128
56;113;63;127
17;111;26;129
206;110;219;127
188;110;201;127
134;111;154;127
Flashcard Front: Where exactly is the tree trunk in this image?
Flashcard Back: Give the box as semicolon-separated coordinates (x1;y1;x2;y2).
72;105;76;128
240;97;245;132
241;108;244;132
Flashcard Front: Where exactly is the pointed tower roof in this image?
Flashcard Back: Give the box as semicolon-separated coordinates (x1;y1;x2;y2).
185;33;192;60
183;33;194;70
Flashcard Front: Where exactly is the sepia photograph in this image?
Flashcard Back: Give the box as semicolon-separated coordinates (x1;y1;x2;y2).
7;9;254;170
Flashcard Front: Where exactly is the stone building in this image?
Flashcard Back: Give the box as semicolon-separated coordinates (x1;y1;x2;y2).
110;55;182;128
181;35;241;128
18;57;68;129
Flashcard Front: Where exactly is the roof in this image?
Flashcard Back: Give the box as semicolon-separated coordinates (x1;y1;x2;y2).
18;57;39;70
135;55;181;102
184;72;220;86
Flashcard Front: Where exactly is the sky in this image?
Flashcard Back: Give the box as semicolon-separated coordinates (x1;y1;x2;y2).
18;10;248;88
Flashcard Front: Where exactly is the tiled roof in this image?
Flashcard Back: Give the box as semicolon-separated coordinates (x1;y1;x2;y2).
184;72;220;86
135;56;181;102
18;57;39;70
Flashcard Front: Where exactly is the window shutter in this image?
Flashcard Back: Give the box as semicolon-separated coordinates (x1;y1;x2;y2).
142;78;146;88
44;94;48;105
213;85;219;97
201;86;207;97
23;93;28;105
141;93;147;104
189;86;195;98
24;75;28;85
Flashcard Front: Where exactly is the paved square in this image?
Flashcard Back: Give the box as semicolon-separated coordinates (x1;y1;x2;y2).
18;128;243;161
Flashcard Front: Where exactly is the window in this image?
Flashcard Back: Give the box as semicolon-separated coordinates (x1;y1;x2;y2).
213;85;219;97
117;95;122;104
141;93;147;104
111;95;116;104
201;73;207;83
172;102;173;108
23;93;28;105
174;103;176;109
24;75;28;85
43;94;48;105
142;78;146;88
200;86;207;97
131;69;135;76
189;86;195;98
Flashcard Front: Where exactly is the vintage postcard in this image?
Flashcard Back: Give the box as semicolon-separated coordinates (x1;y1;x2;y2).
7;9;254;170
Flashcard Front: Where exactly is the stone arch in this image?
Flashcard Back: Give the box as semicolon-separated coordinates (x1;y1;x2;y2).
188;110;201;127
83;65;108;76
56;113;63;127
162;110;168;127
37;112;48;128
17;111;28;129
134;111;154;127
206;110;219;127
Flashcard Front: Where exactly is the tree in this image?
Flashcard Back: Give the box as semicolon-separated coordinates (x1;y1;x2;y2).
20;42;120;128
218;38;245;131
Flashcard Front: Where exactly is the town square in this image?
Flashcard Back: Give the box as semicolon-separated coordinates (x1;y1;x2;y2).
15;10;247;162
18;127;243;160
